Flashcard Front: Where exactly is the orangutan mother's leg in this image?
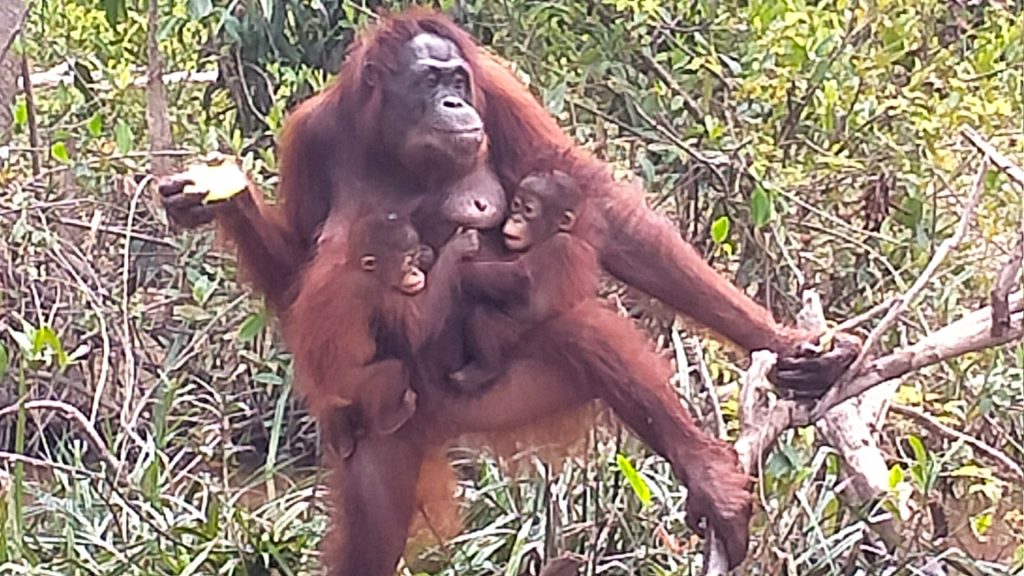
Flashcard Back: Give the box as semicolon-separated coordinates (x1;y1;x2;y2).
320;428;425;576
429;303;753;567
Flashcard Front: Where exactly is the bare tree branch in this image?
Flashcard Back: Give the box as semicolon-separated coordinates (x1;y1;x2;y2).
702;150;1021;573
889;404;1023;479
808;294;1022;421
801;291;898;545
145;0;175;177
704;350;778;576
961;125;1024;188
827;159;990;395
991;235;1023;337
833;298;896;333
703;294;1022;573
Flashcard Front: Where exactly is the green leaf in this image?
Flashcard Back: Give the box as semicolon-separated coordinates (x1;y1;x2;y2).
221;15;242;43
173;304;212;322
907;435;927;465
544;83;567;117
237;311;268;342
750;187;772;228
189;272;218;305
0;343;8;381
888;463;904;488
187;0;213;19
503;517;534;576
894;196;923;230
970;512;993;538
115;121;133;154
711;215;731;244
50;142;69;163
616;453;652;507
33;325;68;368
87;113;103;137
14;101;27;125
102;0;127;27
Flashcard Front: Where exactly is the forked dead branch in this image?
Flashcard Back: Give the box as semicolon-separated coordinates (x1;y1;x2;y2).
704;133;1024;575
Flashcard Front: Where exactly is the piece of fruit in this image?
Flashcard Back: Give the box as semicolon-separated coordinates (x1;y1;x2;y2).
181;153;248;204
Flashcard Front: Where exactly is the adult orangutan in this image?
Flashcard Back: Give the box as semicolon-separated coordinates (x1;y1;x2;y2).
156;7;861;574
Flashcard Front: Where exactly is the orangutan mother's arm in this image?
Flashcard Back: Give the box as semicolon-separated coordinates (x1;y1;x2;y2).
596;183;790;353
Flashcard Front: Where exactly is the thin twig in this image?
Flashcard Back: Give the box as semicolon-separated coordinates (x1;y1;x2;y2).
639;51;703;119
54;216;177;248
0;400;119;471
831;158;990;391
961;126;1024;188
0;451;101;477
115;176;152;466
38;228;114;424
19;53;40;175
691;337;725;439
833;298;897;333
890;404;1023;479
628;102;731;191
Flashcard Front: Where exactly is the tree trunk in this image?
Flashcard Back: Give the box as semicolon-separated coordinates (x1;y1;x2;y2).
146;0;175;175
0;0;26;135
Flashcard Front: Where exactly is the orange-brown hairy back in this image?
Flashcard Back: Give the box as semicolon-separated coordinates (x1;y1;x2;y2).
282;239;375;409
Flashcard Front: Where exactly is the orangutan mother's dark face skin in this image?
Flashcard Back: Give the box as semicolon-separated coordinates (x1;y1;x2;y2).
374;33;486;175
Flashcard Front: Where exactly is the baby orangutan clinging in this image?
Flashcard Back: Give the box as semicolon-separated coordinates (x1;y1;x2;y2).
284;210;479;458
449;170;754;565
451;169;599;391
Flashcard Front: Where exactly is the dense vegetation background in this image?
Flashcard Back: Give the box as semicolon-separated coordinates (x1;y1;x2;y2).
0;0;1021;574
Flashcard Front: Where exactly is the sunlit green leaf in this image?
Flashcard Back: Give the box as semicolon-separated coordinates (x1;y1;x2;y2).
14;101;27;125
888;463;904;488
970;513;993;538
616;453;652;507
907;435;927;465
87;113;103;137
33;325;68;368
711;215;730;244
51;141;69;163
